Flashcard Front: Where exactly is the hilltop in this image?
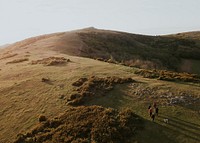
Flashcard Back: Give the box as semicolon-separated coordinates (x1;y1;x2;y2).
0;28;200;143
3;28;200;74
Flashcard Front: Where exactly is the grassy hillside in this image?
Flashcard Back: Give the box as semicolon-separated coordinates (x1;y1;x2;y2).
0;28;200;143
3;28;200;74
77;29;200;74
0;52;199;143
0;44;10;49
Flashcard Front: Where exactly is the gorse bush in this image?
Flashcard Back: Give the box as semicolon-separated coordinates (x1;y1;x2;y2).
31;57;70;66
135;69;200;83
14;106;143;143
67;76;135;106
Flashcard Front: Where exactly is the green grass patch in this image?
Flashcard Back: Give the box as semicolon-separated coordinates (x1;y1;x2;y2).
86;83;200;143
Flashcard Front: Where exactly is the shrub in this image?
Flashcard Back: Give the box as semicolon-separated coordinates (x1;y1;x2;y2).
67;76;135;106
41;78;50;82
135;69;200;83
6;58;29;64
14;106;143;143
38;115;47;122
31;57;70;66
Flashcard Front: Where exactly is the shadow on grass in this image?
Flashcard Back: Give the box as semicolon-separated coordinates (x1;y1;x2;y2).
85;83;200;143
134;115;200;143
134;118;178;143
85;83;133;109
178;101;200;112
173;80;200;87
160;114;200;129
157;114;200;142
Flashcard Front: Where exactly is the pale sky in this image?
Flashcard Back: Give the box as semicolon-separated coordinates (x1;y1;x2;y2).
0;0;200;45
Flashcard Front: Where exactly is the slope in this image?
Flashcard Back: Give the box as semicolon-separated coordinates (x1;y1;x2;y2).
76;29;200;74
0;28;200;143
2;28;200;74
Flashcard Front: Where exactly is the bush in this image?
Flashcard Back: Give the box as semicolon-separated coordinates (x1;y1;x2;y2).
14;106;143;143
6;58;29;64
67;76;135;106
38;115;47;122
135;69;200;83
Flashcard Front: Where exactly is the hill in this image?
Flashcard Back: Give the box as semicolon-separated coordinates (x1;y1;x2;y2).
76;29;200;74
0;28;200;143
0;44;10;49
3;28;200;74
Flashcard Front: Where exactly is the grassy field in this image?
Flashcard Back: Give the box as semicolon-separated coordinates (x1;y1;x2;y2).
86;80;200;143
0;50;140;142
0;51;200;142
0;28;200;142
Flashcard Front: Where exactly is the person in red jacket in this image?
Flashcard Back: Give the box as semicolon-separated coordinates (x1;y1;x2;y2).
156;107;159;116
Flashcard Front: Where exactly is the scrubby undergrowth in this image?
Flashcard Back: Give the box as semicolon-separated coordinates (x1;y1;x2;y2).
135;69;200;83
14;106;143;143
67;76;135;105
31;57;70;66
6;58;29;64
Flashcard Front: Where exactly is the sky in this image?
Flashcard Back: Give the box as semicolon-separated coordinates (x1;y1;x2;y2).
0;0;200;45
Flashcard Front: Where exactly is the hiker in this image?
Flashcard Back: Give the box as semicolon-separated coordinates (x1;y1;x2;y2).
152;113;155;121
149;107;153;117
156;107;159;116
148;104;151;110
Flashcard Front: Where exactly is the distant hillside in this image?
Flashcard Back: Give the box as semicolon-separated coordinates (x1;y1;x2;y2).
3;28;200;74
76;29;200;74
0;44;10;49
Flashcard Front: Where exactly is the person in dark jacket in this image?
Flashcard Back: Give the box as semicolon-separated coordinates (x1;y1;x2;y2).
152;113;155;122
149;107;153;117
148;104;151;110
156;107;159;116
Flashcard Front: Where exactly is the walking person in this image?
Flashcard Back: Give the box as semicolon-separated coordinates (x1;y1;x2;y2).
148;104;151;110
156;107;159;116
152;113;155;122
149;107;153;117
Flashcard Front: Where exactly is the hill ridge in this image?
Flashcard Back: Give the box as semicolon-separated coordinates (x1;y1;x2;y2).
1;28;200;74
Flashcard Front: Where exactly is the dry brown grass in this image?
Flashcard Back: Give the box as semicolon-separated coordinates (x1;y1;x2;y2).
31;57;70;66
1;28;200;143
14;106;143;143
0;53;18;60
135;69;200;83
67;76;135;106
6;58;29;64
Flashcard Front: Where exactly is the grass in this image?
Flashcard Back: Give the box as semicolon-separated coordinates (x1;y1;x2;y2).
134;69;200;83
0;36;200;142
86;83;200;143
1;56;199;143
78;30;200;74
0;51;139;142
0;53;18;60
6;58;29;64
